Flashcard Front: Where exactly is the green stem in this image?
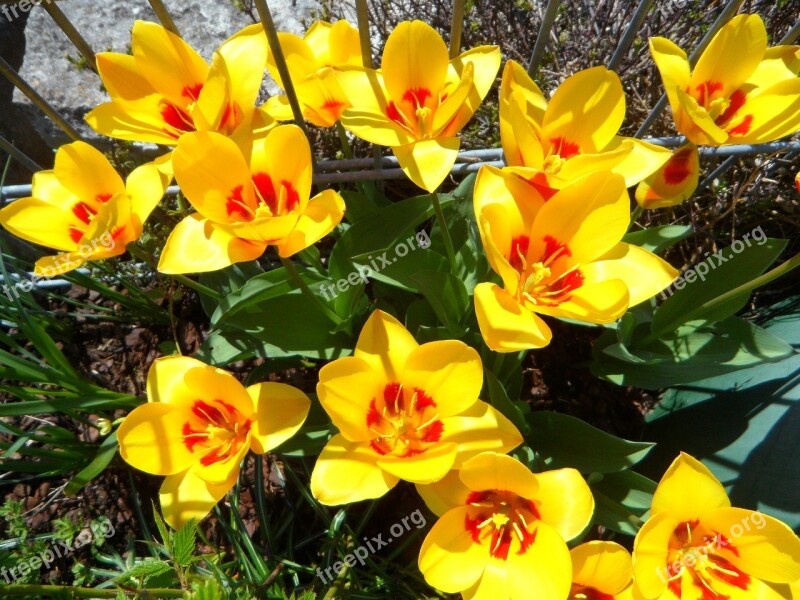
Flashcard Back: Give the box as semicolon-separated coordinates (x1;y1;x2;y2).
336;122;354;159
628;205;644;232
0;585;184;598
280;257;343;325
127;244;222;301
430;191;458;272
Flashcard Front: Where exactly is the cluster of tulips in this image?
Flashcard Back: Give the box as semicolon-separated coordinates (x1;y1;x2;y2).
1;10;799;599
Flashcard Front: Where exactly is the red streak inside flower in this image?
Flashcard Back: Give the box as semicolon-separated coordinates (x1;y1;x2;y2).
569;586;615;600
728;115;753;136
694;80;723;107
402;88;432;109
664;148;694;185
551;269;584;295
707;555;750;590
509;235;530;272
366;382;442;457
526;172;558;201
182;399;252;466
252;172;275;211
160;102;195;136
281;181;300;212
322;98;346;116
550;136;580;159
72;201;97;225
542;235;572;263
69;227;84;244
226;185;253;221
182;83;204;101
386;101;404;124
464;490;540;560
110;225;127;241
96;193;112;203
715;88;746;127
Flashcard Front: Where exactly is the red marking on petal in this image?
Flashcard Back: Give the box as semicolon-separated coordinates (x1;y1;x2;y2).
72;201;97;225
322;98;346;117
69;227;84;244
668;577;683;598
569;587;614;600
464;511;483;544
708;555;750;590
515;525;536;556
280;181;300;212
490;529;513;560
402;87;432;109
96;193;112;203
664;148;694;185
728;114;753;137
525;172;558;201
383;382;403;413
366;398;381;427
541;235;571;263
182;422;208;452
160;101;195;133
226;184;253;221
525;498;541;520
549;137;580;159
199;447;226;466
714;533;739;557
509;235;530;272
672;520;700;546
252;172;276;211
413;388;436;411
182;83;204;101
422;420;443;443
386;101;404;124
695;81;723;107
192;400;226;426
552;269;584;296
715;88;746;127
369;439;388;455
110;226;127;242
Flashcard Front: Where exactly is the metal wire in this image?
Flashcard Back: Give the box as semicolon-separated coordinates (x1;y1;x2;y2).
41;0;96;71
0;135;43;175
147;0;181;36
607;0;653;71
526;0;562;77
449;0;466;59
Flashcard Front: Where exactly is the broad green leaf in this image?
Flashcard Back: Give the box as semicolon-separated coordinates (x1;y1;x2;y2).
199;261;264;317
65;432;119;496
623;225;693;254
410;271;469;334
526;411;654;472
590;470;657;535
652;238;787;336
350;243;448;293
485;370;530;436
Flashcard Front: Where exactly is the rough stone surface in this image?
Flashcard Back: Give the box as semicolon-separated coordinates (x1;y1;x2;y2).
12;0;322;145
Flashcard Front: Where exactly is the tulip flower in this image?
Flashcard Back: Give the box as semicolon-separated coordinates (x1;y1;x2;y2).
795;171;800;194
473;167;678;351
309;311;522;505
0;141;169;276
338;20;501;192
650;13;800;146
87;21;274;147
635;143;700;209
499;61;671;199
417;451;594;600
265;19;362;127
632;452;800;600
159;124;345;273
117;356;310;528
569;541;633;600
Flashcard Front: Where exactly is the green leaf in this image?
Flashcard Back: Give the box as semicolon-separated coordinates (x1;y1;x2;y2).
590;470;656;536
651;238;787;336
151;501;172;553
622;225;693;254
351;243;448;293
65;432;119;496
172;519;197;568
118;559;173;584
526;411;654;472
410;271;469;334
485;370;530;436
199;261;264;317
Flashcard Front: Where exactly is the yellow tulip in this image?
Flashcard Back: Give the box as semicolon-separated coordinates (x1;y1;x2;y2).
417;451;594;600
499;61;671;199
265;19;362;127
0;141;169;276
635;143;700;209
473;167;678;351
159;124;345;273
117;356;310;528
338;20;501;192
569;541;634;600
87;21;274;147
632;453;800;600
650;13;800;146
309;311;522;505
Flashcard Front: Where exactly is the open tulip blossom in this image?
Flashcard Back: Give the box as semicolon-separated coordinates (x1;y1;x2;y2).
417;451;594;600
338;20;500;192
310;311;522;505
569;541;634;600
0;141;169;276
632;453;800;600
117;356;311;528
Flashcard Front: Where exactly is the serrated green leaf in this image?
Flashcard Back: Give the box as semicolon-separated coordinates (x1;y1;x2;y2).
151;502;172;555
172;519;197;568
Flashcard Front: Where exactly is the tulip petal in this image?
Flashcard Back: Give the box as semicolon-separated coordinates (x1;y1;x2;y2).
632;512;678;599
418;506;490;593
474;283;553;352
543;67;625;155
463;559;509;600
264;94;294;122
596;137;673;188
254;124;313;214
376;441;458;483
247;382;311;454
692;14;767;98
675;87;729;145
293;69;352;127
393;137;460;193
54;141;125;205
131;20;209;108
172;131;255;225
506;521;573;600
529;171;629;265
354;310;418;382
704;507;800;584
146;355;216;407
416;469;472;517
733;78;800;144
317;356;383;442
0;197;82;252
274;189;345;257
126;162;170;227
571;541;633;595
651;453;731;520
433;61;475;135
401;340;483;416
746;45;800;89
33;252;87;278
217;23;268;114
649;37;692;125
581;243;678;307
304;19;361;67
502;95;545;168
160;467;237;529
635;143;700;209
459;451;539;499
445;45;502;135
195;428;251;486
381;20;448;108
95;52;156;101
266;31;318;88
117;402;196;476
439;402;523;468
310;434;399;505
85;98;187;146
158;214;266;274
533;468;594;541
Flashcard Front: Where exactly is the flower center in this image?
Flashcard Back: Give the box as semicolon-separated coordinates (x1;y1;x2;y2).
385;86;453;140
663;520;750;598
464;489;540;560
182;399;252;466
510;235;584;307
366;383;443;457
569;586;615;600
224;174;300;222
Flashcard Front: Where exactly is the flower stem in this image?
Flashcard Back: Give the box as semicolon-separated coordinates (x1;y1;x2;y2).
431;191;458;272
280;257;343;325
127;244;222;301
